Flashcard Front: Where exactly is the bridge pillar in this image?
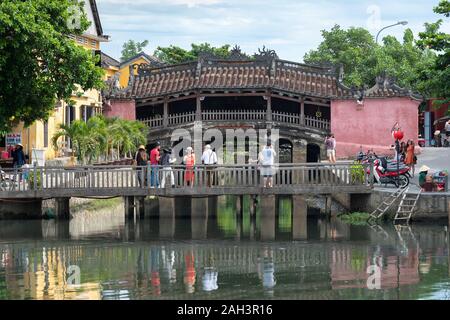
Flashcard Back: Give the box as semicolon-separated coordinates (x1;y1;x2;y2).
249;195;258;219
55;198;70;220
191;197;208;219
292;195;307;240
447;197;450;225
124;196;135;220
325;195;333;217
191;216;208;240
260;195;276;240
124;219;136;241
236;195;244;217
144;196;159;219
159;216;175;239
159;197;175;219
136;197;145;220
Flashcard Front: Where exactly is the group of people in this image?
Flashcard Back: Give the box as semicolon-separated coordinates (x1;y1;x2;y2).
398;139;417;177
418;165;446;192
134;140;278;188
433;120;450;147
134;142;218;188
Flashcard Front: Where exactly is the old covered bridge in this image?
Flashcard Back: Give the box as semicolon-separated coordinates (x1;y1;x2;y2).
104;46;421;161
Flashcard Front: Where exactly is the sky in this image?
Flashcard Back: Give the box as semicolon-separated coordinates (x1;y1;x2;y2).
96;0;450;62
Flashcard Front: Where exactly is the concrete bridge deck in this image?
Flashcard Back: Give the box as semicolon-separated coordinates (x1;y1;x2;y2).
0;163;372;200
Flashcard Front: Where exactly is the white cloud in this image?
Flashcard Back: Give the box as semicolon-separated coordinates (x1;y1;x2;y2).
98;0;222;8
96;0;449;62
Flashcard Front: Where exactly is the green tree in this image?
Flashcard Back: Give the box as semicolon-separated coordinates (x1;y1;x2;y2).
120;40;149;62
417;0;450;112
304;25;378;87
0;0;105;132
303;25;436;92
154;43;237;64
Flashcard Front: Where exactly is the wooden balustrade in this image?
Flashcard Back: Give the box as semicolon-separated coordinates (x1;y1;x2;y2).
0;163;371;194
139;110;330;131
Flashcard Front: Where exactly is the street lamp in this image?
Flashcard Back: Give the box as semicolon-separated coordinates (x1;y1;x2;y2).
376;21;408;44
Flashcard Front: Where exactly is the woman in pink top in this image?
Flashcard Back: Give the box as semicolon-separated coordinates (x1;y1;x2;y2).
184;147;195;187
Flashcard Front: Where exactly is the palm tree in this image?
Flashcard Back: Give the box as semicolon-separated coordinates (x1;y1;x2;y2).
52;122;84;160
52;115;148;164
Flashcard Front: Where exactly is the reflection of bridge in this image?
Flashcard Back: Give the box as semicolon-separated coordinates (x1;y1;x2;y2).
0;238;430;300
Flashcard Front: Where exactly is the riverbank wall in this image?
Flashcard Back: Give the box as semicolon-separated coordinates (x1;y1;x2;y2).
348;189;450;221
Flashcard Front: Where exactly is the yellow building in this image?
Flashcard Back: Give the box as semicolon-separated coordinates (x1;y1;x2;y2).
101;52;120;80
117;52;163;88
8;0;109;162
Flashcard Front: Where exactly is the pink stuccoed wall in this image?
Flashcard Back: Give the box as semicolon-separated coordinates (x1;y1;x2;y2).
331;97;421;159
103;99;136;120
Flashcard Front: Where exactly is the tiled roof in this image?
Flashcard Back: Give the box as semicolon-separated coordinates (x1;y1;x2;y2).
106;56;422;101
101;52;120;69
119;52;164;69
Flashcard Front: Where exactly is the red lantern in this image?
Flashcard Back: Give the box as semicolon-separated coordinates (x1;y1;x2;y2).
393;130;404;141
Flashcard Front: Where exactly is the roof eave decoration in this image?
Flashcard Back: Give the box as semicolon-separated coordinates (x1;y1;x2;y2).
102;72;132;100
105;48;422;101
336;72;423;101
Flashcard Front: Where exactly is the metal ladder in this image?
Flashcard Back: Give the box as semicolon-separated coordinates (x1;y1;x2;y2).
368;187;408;221
394;190;422;224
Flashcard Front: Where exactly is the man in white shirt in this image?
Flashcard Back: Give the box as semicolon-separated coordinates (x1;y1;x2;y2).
261;141;277;188
201;145;218;187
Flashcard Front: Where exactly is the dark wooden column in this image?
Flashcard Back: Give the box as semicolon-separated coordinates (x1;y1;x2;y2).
163;97;169;127
300;97;305;125
265;93;272;122
196;94;203;121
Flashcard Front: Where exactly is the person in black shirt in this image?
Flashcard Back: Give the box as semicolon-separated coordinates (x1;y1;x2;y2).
135;145;149;187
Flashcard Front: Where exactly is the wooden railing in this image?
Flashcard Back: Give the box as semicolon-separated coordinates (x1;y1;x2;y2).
304;115;330;130
202;110;266;121
0;163;372;195
272;111;301;125
140;110;330;131
140;116;163;128
168;112;196;126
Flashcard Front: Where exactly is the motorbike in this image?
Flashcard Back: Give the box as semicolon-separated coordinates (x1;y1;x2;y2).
0;166;14;190
357;151;411;188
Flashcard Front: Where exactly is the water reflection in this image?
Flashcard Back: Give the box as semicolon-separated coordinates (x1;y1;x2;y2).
0;195;449;300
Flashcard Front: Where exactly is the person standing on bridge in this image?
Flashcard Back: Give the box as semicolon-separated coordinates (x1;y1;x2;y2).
135;145;149;187
201;144;217;187
325;134;337;163
183;147;195;187
404;140;416;177
150;142;161;188
261;141;276;188
160;148;176;188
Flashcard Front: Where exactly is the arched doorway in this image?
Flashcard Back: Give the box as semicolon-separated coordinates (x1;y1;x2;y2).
306;144;321;163
279;139;293;163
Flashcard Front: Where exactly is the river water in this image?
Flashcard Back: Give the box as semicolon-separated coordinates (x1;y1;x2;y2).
0;196;449;300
